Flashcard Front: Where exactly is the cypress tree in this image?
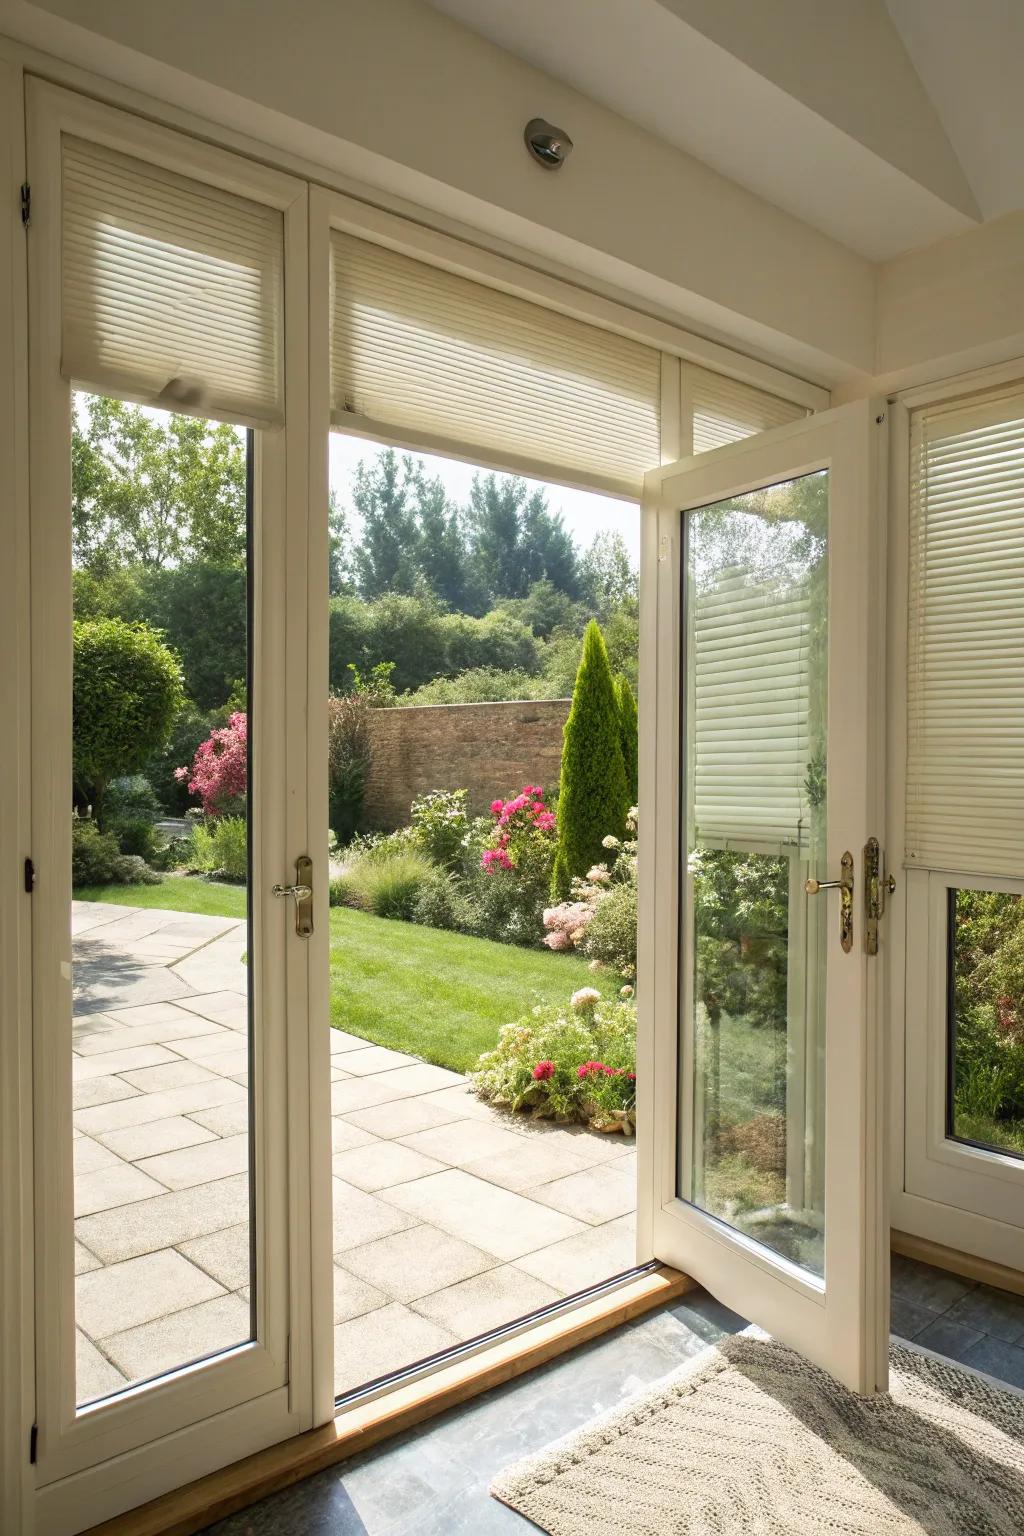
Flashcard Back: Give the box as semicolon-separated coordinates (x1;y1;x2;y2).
551;620;629;899
616;673;639;805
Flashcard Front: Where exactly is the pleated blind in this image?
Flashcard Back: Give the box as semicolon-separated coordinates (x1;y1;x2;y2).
693;564;814;848
906;389;1024;877
62;137;284;427
329;231;661;496
688;364;807;454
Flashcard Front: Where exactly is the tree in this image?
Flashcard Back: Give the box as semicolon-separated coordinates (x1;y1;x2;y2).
177;712;247;818
551;620;629;898
72;396;246;572
582;530;638;618
616;673;639;804
467;473;583;602
413;474;477;611
73;618;185;825
351;449;421;598
328;490;354;596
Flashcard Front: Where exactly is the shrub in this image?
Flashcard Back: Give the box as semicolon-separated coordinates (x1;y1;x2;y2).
105;774;162;824
411;868;474;932
410;789;470;871
616;673;639;804
187;816;248;881
334;849;434;920
397;668;561;707
73;617;185;826
551;621;629;899
71;817;160;887
475;786;558;943
543;807;638;982
473;990;636;1133
582;881;638;980
327;692;372;841
177;712;247;818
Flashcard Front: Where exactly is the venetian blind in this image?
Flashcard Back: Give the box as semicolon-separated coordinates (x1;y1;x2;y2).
62;137;284;427
906;390;1024;877
329;231;661;496
688;364;807;454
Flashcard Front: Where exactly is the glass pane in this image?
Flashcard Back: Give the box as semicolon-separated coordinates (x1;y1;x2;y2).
72;394;254;1406
679;471;829;1277
948;887;1024;1161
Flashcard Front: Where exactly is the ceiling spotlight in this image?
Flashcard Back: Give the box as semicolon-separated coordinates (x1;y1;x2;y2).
524;118;573;170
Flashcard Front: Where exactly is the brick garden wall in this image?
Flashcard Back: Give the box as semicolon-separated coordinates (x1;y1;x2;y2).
363;699;570;830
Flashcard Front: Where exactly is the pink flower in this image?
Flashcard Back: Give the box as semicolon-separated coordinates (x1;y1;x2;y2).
481;847;514;873
490;799;504;815
543;930;571;951
532;1060;555;1081
173;765;189;782
178;712;247;817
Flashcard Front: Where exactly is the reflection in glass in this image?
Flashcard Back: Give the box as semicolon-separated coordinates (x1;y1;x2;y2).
71;394;253;1405
681;471;828;1276
948;888;1024;1161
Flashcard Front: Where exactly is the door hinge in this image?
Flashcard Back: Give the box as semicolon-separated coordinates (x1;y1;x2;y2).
24;856;35;894
20;182;30;227
29;1423;38;1463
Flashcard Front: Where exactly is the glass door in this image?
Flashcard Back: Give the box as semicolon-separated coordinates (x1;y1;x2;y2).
638;400;890;1394
26;81;318;1531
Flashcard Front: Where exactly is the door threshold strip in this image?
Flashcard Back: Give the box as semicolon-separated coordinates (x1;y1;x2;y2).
83;1264;695;1536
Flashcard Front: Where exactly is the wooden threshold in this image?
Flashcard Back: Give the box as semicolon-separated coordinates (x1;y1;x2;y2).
85;1265;695;1536
892;1229;1024;1298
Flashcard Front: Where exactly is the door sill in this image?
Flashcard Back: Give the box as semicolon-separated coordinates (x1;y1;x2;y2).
83;1264;695;1536
892;1228;1024;1297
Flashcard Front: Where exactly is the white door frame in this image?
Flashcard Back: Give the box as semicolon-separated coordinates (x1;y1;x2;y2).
637;400;890;1394
24;80;322;1533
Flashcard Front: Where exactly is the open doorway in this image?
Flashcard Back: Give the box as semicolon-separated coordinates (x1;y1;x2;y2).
325;437;642;1397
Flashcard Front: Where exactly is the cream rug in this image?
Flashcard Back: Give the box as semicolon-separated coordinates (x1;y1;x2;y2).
491;1334;1024;1534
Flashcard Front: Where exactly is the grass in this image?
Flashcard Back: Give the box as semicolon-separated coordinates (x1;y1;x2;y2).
75;878;609;1075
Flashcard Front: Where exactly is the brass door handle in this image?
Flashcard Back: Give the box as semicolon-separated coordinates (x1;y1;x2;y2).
272;855;314;938
804;850;854;953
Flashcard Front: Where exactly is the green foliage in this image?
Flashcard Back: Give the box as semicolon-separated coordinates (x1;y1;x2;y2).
410;867;475;932
583;882;638;980
551;621;629;898
397;668;561;707
333;849;435;921
73;396;246;573
138;564;247;711
581;530;638;618
186;816;248;882
410;789;470;871
473;993;636;1131
72;818;160;887
327;692;372;842
615;673;639;804
73;617;185;825
950;889;1024;1152
105;774;162;825
691;848;789;1032
495;579;586;640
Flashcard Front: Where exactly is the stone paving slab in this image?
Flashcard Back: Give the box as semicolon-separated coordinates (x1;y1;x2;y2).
71;899;637;1405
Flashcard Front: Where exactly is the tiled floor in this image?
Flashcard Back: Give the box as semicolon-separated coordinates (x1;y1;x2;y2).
195;1256;1024;1536
72;900;637;1403
199;1289;748;1536
890;1252;1024;1388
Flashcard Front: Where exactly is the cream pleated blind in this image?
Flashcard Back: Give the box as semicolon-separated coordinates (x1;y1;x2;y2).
906;390;1024;877
62;137;284;427
692;566;814;848
688;364;806;454
329;231;661;496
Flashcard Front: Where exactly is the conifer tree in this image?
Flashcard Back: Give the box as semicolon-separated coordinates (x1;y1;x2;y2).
616;673;639;804
551;620;629;898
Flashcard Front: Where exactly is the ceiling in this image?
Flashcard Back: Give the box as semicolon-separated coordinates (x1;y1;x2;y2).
427;0;1022;261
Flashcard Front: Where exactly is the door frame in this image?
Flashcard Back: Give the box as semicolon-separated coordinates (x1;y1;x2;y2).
24;80;322;1532
637;400;890;1394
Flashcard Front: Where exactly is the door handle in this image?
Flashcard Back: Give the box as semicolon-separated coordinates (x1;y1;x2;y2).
272;854;314;938
862;837;896;956
804;849;854;953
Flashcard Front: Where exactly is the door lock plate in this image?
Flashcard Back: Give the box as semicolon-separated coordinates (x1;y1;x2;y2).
272;855;314;938
863;837;894;956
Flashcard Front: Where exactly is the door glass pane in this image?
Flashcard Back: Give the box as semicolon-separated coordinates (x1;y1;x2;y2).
948;887;1024;1161
72;394;254;1406
679;471;829;1277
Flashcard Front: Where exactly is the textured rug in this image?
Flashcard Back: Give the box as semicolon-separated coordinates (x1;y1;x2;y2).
491;1333;1024;1534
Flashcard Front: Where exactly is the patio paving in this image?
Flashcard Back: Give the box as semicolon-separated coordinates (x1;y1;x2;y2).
72;899;637;1403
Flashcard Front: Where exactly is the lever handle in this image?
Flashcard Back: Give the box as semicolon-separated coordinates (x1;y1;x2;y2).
271;855;313;938
805;877;841;895
804;851;854;954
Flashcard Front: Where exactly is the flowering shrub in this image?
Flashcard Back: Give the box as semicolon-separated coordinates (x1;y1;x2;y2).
542;808;638;981
176;711;247;818
411;788;471;871
467;785;559;944
472;988;636;1133
481;785;557;873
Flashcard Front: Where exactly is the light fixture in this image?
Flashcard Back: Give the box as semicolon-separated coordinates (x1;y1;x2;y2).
524;118;573;170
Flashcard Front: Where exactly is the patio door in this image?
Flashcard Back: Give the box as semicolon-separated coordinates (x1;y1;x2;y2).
638;399;890;1394
25;81;324;1533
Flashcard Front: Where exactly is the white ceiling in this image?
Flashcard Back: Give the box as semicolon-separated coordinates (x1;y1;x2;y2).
428;0;1022;261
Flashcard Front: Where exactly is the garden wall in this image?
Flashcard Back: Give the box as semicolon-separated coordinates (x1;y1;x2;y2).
364;699;570;829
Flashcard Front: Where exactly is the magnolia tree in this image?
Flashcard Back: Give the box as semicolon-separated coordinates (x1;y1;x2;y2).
176;711;247;817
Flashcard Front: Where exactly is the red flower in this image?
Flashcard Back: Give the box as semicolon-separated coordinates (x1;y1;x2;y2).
532;1060;555;1081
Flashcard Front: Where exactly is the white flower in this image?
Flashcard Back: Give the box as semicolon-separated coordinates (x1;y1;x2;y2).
571;987;602;1011
601;834;621;850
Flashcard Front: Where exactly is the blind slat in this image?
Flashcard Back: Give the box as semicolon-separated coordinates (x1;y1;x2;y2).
62;137;284;428
906;388;1024;877
688;364;806;455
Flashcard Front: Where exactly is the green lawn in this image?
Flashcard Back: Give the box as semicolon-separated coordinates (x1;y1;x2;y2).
76;879;607;1074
